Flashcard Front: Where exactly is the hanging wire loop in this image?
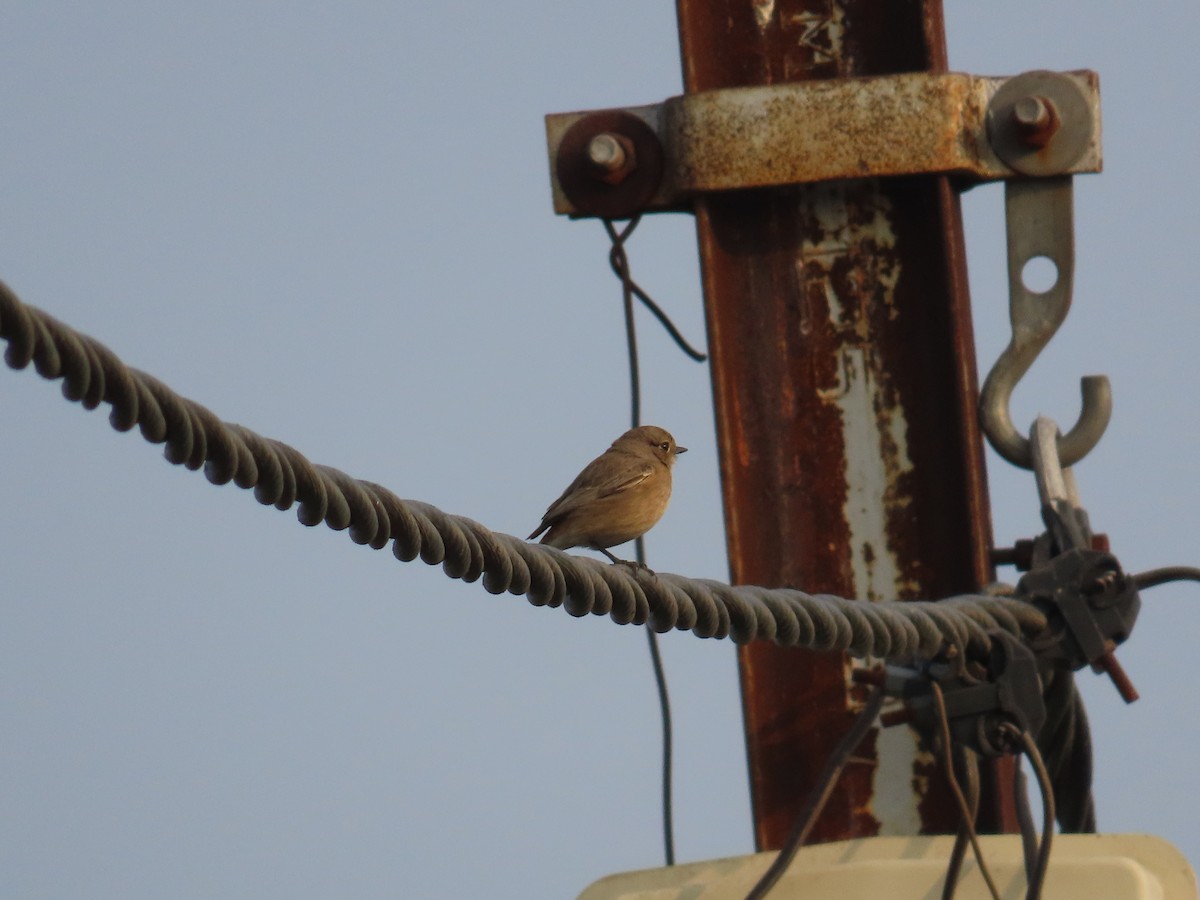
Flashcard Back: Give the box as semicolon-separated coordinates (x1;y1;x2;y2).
0;279;1045;657
602;218;707;363
978;177;1111;469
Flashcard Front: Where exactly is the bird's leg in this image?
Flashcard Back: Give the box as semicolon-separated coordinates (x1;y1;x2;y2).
600;548;655;577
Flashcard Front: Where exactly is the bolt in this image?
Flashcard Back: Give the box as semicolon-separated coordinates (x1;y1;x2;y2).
1091;650;1139;704
588;133;625;169
1010;95;1060;148
880;708;913;728
586;132;637;185
851;667;886;687
991;538;1035;571
1082;570;1122;596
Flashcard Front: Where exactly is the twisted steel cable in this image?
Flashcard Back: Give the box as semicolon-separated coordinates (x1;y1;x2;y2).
0;280;1047;658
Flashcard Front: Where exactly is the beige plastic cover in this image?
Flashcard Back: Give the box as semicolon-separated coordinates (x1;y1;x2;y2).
579;834;1197;899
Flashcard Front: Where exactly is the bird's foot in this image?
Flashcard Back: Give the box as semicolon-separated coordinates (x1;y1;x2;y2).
600;549;656;578
620;559;656;578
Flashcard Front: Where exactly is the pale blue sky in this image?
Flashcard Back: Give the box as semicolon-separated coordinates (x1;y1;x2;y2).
2;3;1198;897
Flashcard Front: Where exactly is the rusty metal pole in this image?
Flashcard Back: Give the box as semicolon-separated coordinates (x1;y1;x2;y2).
675;1;1015;847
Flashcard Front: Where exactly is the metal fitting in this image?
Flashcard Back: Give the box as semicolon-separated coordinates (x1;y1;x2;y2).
586;133;637;184
872;632;1047;758
547;70;1103;217
986;70;1096;177
553;111;664;219
1011;95;1060;148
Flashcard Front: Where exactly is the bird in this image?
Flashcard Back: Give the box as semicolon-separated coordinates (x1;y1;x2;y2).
528;425;687;567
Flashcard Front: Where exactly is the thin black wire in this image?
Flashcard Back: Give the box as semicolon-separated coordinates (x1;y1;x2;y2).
1013;759;1040;885
611;216;645;428
1131;566;1200;590
941;746;980;900
639;536;674;865
604;218;708;364
945;729;1049;900
610;216;667;865
604;215;708;867
930;681;1002;900
744;686;887;900
1014;726;1056;900
1038;670;1095;833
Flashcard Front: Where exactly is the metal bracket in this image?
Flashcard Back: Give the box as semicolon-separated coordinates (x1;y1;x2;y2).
545;69;1101;218
1019;547;1141;703
864;631;1047;758
978;181;1113;468
1018;417;1140;703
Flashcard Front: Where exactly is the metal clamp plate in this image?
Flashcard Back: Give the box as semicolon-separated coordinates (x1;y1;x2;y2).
546;70;1101;218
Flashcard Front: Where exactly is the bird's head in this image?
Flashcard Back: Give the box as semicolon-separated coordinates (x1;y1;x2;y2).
619;425;687;466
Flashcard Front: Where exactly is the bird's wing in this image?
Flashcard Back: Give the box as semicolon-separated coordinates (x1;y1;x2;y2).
526;518;553;541
534;459;656;528
595;463;655;498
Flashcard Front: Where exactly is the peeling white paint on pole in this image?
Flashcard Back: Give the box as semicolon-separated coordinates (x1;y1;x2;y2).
804;182;929;832
752;0;775;31
824;346;912;599
806;184;913;601
873;717;928;836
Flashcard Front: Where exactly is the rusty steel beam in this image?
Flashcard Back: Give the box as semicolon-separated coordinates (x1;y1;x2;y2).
545;70;1101;216
675;0;1012;849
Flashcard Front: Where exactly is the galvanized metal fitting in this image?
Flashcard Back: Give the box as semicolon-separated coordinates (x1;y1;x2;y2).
987;70;1097;177
873;632;1047;758
546;70;1102;217
554;111;664;219
586;133;637;185
1020;547;1141;704
1011;95;1060;148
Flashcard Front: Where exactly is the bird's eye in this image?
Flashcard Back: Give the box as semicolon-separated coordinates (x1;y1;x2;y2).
659;441;670;451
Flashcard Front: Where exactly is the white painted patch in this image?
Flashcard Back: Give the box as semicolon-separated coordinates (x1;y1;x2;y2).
787;5;846;64
834;347;912;599
874;716;927;836
753;0;775;30
804;184;926;832
803;185;912;601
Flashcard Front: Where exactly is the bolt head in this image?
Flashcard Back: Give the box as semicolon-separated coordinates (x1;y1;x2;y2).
584;131;638;185
1012;95;1051;129
1010;94;1060;148
587;134;626;171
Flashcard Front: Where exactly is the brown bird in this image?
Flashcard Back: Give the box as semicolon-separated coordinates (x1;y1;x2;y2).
528;425;687;565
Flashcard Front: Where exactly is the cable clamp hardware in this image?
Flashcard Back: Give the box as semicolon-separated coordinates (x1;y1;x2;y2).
857;631;1046;758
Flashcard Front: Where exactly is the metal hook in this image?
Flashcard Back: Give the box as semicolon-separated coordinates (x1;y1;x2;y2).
979;176;1111;469
1029;416;1092;552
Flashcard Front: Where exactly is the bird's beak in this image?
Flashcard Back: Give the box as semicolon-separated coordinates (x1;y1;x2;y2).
675;446;688;454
